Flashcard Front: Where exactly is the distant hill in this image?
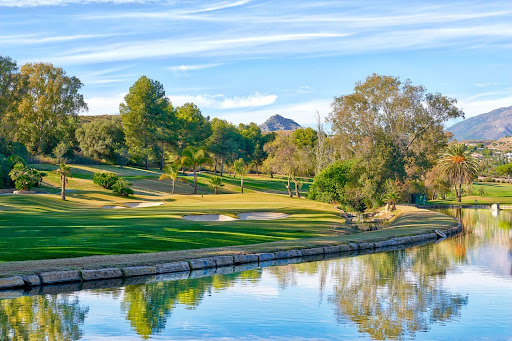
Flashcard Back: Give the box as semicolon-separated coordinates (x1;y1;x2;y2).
259;114;301;132
448;105;512;140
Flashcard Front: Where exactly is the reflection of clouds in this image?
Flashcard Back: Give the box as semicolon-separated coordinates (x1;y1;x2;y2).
230;285;279;297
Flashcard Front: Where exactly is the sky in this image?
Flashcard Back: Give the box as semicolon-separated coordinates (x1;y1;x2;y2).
1;0;511;127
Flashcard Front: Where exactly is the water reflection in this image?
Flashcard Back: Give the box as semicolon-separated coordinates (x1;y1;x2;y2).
0;209;511;340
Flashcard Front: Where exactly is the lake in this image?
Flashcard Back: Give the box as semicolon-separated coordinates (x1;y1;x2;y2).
1;208;511;340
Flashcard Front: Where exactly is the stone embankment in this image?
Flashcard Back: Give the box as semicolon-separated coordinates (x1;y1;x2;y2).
0;223;463;292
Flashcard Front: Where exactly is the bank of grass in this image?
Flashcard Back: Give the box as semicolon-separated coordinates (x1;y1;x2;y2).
430;182;512;205
0;202;457;277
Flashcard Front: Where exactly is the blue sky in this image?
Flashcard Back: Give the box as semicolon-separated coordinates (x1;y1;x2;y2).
1;0;511;127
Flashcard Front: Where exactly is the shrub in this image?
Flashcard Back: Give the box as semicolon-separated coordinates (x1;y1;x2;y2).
93;172;119;189
112;178;133;197
308;161;352;204
8;163;42;190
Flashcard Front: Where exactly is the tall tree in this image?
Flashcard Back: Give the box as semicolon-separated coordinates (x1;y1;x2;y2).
15;63;87;153
76;117;125;162
207;118;241;176
159;163;179;194
120;76;174;170
0;56;26;136
177;146;212;194
234;158;247;193
176;103;211;152
437;143;479;202
55;163;72;200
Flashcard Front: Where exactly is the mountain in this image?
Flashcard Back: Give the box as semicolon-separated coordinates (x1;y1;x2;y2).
448;105;512;140
259;114;301;132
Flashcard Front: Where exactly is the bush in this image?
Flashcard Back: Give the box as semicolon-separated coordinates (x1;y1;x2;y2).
112;178;133;197
8;163;42;190
93;172;119;189
308;161;352;204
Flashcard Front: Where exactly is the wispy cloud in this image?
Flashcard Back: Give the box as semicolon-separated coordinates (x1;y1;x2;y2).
168;93;277;110
0;0;165;7
167;63;221;72
182;0;251;14
0;33;118;45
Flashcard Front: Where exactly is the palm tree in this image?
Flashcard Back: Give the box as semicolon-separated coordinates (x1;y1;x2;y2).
55;163;72;200
178;146;212;194
437;143;479;202
208;176;223;194
159;164;179;194
234;158;247;193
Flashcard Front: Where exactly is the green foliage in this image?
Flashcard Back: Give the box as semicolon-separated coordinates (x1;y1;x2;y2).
52;141;72;163
8;163;42;190
176;103;211;151
208;176;224;194
292;127;317;148
93;172;119;189
112;178;133;197
496;163;512;177
76;117;125;162
308;161;352;203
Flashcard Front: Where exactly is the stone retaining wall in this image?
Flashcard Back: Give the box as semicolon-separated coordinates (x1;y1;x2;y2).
0;224;463;291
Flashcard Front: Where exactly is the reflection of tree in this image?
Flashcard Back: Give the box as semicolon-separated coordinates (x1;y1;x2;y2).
121;270;262;339
0;295;88;340
328;250;468;340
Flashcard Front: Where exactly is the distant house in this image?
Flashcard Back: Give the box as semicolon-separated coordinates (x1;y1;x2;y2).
471;153;483;159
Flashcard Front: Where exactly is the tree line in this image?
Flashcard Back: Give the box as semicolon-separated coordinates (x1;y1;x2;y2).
2;55;471;207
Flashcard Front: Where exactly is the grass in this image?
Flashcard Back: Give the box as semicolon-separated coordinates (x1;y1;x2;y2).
430;182;512;205
0;163;457;270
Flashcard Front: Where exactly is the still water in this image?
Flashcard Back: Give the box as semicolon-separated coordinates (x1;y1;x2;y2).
1;209;511;340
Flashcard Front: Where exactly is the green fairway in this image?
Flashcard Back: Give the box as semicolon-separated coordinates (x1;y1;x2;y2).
430;182;512;205
0;192;342;262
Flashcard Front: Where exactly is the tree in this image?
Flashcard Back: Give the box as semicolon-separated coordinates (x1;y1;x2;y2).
176;103;211;152
234;158;247;193
55;163;72;200
328;74;464;198
76;117;125;162
177;146;212;194
496;163;512;183
9;163;42;191
159;164;179;194
437;143;479;202
15;63;87;153
425;165;451;200
207;118;241;176
292;127;317;148
208;176;223;194
120;76;174;170
0;56;26;136
112;178;133;196
308;161;352;204
382;179;400;211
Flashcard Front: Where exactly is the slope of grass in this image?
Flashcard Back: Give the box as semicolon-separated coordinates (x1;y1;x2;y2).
430;182;512;205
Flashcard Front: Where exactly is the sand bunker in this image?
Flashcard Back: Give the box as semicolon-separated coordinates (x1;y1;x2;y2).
182;214;238;222
182;212;289;222
124;202;164;208
239;212;289;220
102;202;164;209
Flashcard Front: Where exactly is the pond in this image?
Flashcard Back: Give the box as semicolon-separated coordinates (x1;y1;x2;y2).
1;208;511;340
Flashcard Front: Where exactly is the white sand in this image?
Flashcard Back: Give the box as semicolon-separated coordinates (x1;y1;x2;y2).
124;202;164;208
239;212;290;220
102;205;127;209
182;212;289;222
102;202;164;209
182;214;238;222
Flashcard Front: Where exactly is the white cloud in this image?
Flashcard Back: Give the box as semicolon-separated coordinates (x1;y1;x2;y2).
85;93;125;115
183;0;251;14
167;63;221;72
0;33;117;45
0;0;163;6
458;95;512;118
168;93;277;109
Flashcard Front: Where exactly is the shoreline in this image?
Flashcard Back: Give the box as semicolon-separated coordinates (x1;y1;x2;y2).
0;206;462;291
0;223;463;297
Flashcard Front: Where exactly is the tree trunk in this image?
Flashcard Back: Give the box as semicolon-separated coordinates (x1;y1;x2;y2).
241;176;244;193
160;150;164;171
61;175;66;200
214;159;218;174
145;156;149;170
255;163;258;174
270;172;273;179
220;159;224;176
193;170;198;194
172;180;175;195
286;174;292;197
215;187;218;194
294;180;300;198
457;183;462;202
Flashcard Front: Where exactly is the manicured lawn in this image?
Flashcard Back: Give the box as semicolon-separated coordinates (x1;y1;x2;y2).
430;182;512;205
0;192;342;262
